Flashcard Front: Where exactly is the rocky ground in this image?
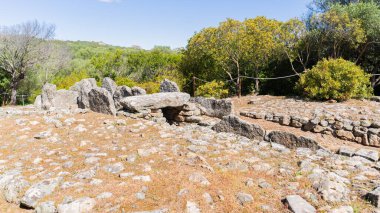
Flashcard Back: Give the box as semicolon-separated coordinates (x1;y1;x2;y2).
0;99;380;212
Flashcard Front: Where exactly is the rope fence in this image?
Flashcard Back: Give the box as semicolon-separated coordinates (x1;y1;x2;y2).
1;93;29;106
188;72;380;97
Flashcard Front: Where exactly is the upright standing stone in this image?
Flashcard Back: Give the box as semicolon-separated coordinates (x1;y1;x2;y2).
88;87;116;115
102;77;117;95
131;86;147;96
70;78;98;109
41;83;57;110
41;83;78;110
113;86;133;110
160;79;180;92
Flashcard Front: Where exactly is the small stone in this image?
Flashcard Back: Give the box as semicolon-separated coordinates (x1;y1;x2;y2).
35;201;56;213
283;195;316;213
96;192;113;199
189;172;210;186
136;192;145;200
103;162;124;174
329;206;354;213
57;197;96;213
186;201;200;213
119;172;135;178
132;175;151;182
236;192;253;205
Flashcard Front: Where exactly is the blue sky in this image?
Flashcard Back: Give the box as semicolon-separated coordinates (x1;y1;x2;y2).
0;0;311;49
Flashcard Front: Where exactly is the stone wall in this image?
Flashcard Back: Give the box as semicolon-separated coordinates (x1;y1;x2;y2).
241;111;380;147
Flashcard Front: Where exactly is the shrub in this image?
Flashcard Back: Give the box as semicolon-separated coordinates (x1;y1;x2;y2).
138;81;160;94
297;58;372;101
115;76;137;88
195;80;229;99
52;70;90;90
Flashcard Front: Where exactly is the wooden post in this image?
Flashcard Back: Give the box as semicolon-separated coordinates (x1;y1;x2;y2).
239;76;242;98
192;76;196;97
21;95;25;106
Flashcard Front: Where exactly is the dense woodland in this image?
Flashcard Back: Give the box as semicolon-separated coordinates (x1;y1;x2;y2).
0;0;379;105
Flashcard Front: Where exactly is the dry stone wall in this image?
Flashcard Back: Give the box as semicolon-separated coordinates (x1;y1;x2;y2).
241;110;380;148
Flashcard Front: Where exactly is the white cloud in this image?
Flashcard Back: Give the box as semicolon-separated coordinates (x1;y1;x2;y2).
98;0;120;3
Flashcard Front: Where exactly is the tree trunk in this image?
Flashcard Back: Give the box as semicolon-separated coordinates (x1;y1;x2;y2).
237;76;241;98
10;86;17;105
255;79;259;94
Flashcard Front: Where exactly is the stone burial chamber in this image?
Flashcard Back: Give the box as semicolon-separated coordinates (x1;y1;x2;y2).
34;78;233;125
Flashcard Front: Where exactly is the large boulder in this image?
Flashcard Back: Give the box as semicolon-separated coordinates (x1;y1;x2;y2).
102;77;117;95
266;131;321;151
120;92;190;113
160;79;180;93
113;86;133;110
40;83;78;110
191;97;232;118
131;86;146;96
212;115;265;141
70;78;97;109
88;87;116;115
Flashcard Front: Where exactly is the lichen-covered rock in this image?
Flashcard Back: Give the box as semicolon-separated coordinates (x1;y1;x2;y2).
20;177;62;209
266;131;321;150
70;78;97;109
212;115;265;141
3;177;29;204
102;77;117;95
131;86;147;96
41;83;57;110
120;92;190;113
283;195;316;213
160;79;180;93
191;97;232;118
113;86;133;110
40;83;79;110
88;87;116;116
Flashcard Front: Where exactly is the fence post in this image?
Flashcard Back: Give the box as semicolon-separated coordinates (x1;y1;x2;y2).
21;95;25;106
192;76;196;97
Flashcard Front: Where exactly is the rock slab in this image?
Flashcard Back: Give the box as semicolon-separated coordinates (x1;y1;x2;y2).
88;87;116;115
212;115;265;141
283;195;316;213
120;92;190;112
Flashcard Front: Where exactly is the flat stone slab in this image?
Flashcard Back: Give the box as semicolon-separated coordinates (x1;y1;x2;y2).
266;131;321;151
120;92;190;112
283;195;316;213
338;146;356;157
354;149;379;162
212;115;265;141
